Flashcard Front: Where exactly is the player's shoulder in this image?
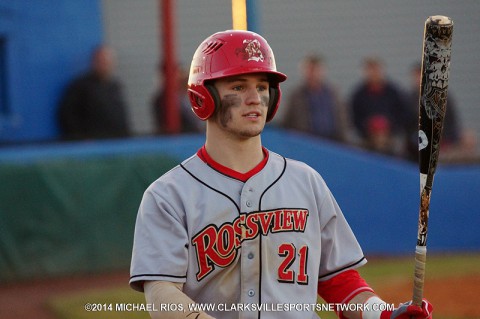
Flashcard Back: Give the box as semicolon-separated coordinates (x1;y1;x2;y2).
268;149;314;170
146;153;201;190
268;149;324;179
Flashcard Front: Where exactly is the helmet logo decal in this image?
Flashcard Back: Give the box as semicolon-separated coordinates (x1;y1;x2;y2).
239;39;264;62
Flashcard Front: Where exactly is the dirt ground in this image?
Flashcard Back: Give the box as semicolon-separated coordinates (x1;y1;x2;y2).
375;275;480;319
0;270;478;319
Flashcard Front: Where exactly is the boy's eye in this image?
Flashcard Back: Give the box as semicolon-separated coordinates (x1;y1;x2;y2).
258;85;268;92
228;82;268;92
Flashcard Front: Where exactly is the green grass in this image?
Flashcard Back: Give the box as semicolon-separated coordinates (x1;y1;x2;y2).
48;253;480;319
360;253;480;281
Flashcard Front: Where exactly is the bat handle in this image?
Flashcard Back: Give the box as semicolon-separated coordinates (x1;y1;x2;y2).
412;245;427;307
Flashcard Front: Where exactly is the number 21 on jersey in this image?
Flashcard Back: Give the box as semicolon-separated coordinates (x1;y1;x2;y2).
277;244;308;284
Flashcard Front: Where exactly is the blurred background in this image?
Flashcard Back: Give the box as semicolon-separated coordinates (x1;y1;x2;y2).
0;1;479;319
0;0;479;146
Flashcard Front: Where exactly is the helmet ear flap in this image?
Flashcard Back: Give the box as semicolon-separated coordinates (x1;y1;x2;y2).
205;83;221;115
188;85;217;120
266;85;282;122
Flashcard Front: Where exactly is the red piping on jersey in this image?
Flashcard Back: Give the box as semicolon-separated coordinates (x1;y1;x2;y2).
317;269;374;319
197;145;269;182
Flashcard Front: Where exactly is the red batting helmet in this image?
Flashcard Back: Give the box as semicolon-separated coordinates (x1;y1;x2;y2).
187;30;287;121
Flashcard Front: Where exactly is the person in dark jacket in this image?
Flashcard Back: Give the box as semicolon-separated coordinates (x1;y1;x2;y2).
350;57;409;156
151;63;204;134
281;54;349;142
57;45;130;140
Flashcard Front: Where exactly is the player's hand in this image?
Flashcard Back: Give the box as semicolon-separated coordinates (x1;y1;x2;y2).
383;298;433;319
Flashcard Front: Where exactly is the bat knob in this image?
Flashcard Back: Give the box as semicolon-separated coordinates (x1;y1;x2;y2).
429;15;453;25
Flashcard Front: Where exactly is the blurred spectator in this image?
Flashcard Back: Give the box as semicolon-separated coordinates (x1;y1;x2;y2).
280;54;349;142
405;62;463;162
151;63;204;134
57;45;131;140
350;57;409;156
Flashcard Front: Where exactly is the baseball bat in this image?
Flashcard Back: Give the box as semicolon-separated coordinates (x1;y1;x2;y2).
413;15;453;307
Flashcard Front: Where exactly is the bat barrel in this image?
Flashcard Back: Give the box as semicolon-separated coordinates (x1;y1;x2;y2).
413;14;453;308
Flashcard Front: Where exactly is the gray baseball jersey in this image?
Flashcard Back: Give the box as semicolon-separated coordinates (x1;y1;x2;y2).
130;148;366;319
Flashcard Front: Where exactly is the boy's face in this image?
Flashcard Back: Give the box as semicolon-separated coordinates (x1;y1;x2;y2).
211;73;270;139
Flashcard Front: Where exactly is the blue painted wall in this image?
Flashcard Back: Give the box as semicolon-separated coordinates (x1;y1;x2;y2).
1;129;478;255
0;1;103;142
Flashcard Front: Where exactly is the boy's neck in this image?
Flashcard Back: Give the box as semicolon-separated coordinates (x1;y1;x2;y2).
205;133;264;174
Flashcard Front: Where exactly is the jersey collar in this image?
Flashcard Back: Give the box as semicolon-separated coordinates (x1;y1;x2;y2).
197;145;269;182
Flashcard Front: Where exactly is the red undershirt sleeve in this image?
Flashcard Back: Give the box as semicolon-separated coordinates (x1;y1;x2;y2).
317;269;375;318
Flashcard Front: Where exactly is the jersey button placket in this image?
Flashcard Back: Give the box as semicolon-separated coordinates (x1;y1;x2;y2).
243;186;255;209
240;182;260;315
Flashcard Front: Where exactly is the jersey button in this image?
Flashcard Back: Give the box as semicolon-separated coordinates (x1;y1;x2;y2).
246;200;252;207
248;289;255;297
247;252;254;259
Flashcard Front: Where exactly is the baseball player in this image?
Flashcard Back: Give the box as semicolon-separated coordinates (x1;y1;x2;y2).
130;30;433;319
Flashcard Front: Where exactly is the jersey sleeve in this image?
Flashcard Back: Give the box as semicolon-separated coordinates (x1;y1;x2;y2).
317;184;367;281
129;182;189;292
